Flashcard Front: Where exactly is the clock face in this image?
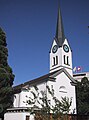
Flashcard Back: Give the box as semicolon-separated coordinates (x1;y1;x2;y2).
52;45;58;53
63;44;69;52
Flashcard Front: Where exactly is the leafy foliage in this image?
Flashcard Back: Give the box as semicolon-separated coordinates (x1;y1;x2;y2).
0;28;15;117
26;85;72;120
76;77;89;114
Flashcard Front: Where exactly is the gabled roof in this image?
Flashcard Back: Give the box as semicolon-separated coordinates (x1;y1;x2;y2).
13;68;76;94
13;70;57;93
50;68;77;85
55;6;65;47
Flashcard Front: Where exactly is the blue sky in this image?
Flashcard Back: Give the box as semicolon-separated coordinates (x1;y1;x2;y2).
0;0;89;85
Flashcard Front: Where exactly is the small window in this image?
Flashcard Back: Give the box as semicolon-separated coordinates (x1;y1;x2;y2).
51;85;53;89
52;56;58;66
51;85;54;95
26;116;30;120
14;95;16;98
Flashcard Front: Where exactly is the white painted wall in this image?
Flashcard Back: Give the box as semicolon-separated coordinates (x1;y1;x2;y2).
62;39;73;76
47;72;76;114
14;94;21;107
50;39;62;72
4;112;30;120
14;91;30;107
13;82;47;108
50;38;73;76
13;72;76;114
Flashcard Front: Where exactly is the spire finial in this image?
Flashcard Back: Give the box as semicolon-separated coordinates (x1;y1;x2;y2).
55;2;65;47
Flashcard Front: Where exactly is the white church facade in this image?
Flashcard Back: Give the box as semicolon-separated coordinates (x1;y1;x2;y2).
4;5;78;120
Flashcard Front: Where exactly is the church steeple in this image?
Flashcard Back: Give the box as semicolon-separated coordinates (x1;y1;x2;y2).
50;5;72;74
55;7;65;47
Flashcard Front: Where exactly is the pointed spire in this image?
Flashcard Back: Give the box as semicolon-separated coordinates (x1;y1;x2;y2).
55;5;65;47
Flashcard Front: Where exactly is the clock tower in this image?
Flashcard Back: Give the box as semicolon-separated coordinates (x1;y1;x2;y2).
50;7;73;76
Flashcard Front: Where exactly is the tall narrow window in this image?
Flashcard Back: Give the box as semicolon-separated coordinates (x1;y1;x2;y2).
64;55;66;64
52;56;58;66
56;56;58;65
53;57;55;66
67;56;69;65
64;55;70;65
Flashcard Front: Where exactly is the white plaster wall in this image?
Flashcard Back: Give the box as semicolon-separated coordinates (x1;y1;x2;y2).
19;90;30;107
50;40;62;72
62;39;73;76
13;73;76;113
14;90;30;107
13;74;76;113
37;82;47;105
13;82;47;108
27;83;47;108
4;112;30;120
47;72;76;114
50;39;73;76
13;94;20;107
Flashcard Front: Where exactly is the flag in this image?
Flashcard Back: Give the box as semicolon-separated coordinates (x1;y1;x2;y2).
73;67;77;72
73;66;82;73
77;66;82;72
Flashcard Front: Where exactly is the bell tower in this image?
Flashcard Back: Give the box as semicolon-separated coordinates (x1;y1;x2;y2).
50;7;73;76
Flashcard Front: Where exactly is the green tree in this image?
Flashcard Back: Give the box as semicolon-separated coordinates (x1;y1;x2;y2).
26;85;72;120
0;28;15;117
76;77;89;114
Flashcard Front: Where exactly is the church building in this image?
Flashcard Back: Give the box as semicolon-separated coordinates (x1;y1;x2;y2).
4;5;77;120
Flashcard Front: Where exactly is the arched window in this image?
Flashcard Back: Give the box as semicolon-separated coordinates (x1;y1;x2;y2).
59;86;67;93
